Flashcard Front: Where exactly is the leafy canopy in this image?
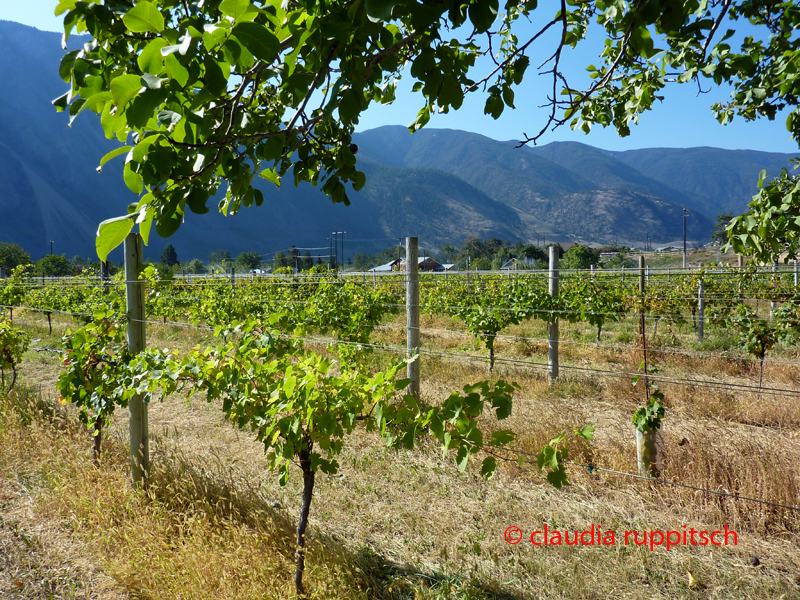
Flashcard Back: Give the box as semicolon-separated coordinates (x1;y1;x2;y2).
54;0;800;260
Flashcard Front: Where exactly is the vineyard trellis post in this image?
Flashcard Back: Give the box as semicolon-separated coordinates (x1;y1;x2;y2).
124;232;148;487
466;256;471;294
795;260;799;287
101;261;110;295
698;279;705;342
638;255;646;350
231;265;235;293
548;246;559;383
406;236;420;398
770;260;777;320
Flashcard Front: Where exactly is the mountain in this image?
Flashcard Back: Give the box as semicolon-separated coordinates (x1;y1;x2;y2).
0;21;526;262
354;126;713;242
0;20;795;262
610;147;796;217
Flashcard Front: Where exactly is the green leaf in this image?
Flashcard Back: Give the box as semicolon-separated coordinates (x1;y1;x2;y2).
220;0;251;21
122;1;165;33
259;168;281;188
203;56;228;96
232;23;280;61
408;106;430;132
455;443;469;472
365;0;402;22
480;456;497;480
138;38;168;74
96;214;135;262
468;0;498;33
124;163;144;194
165;54;189;87
137;204;155;245
111;74;143;110
98;146;132;170
576;425;595;440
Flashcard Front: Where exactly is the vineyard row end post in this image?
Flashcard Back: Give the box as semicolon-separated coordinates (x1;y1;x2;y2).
548;246;559;384
124;232;149;487
406;236;420;398
795;260;799;287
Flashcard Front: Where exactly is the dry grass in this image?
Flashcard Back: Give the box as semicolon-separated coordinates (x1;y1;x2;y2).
4;309;800;599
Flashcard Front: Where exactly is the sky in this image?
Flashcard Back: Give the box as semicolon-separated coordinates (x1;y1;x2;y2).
1;0;797;154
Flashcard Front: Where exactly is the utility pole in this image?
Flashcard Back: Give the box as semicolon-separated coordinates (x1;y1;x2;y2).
328;238;332;270
342;231;346;272
50;240;54;256
682;208;689;269
397;237;402;269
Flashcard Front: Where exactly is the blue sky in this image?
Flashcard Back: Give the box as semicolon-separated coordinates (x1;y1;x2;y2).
3;0;797;154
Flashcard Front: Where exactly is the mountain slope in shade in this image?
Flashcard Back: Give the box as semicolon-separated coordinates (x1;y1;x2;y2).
0;21;530;260
610;147;796;217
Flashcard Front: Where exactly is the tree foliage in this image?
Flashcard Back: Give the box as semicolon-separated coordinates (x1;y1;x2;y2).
236;251;262;270
560;244;601;270
727;166;800;263
34;254;75;277
711;212;734;245
160;243;179;266
54;0;800;259
0;243;31;273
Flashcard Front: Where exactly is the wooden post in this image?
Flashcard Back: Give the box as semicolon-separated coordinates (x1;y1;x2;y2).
697;279;705;342
638;255;646;347
101;261;110;295
406;237;420;398
231;265;235;293
646;265;650;283
466;257;471;294
548;246;559;383
639;256;645;295
769;260;777;320
738;255;744;268
795;260;799;287
124;233;148;487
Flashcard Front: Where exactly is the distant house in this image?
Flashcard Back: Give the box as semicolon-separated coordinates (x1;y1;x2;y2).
438;263;456;272
655;246;680;253
369;259;402;272
397;256;442;272
500;257;538;270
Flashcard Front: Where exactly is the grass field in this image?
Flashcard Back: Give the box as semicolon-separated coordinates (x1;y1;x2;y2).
2;301;800;599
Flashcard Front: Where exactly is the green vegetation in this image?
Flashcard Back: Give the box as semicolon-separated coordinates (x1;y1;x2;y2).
33;254;73;277
0;242;30;273
160;244;179;267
